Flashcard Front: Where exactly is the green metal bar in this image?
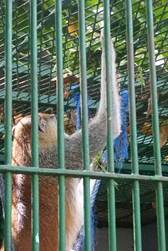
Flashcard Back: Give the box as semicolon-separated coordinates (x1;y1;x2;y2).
103;1;117;251
146;1;166;251
125;1;142;250
55;1;66;250
30;0;39;250
4;0;13;250
1;162;168;174
78;1;91;250
1;165;168;182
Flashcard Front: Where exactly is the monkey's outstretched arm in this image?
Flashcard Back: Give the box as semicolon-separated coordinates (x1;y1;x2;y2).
64;35;120;169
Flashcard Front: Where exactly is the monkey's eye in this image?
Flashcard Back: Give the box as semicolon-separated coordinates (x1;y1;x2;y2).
38;125;45;133
38;119;47;133
38;125;44;132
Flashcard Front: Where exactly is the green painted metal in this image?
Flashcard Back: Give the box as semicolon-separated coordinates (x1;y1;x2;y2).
125;1;142;250
103;1;117;250
1;162;168;175
146;1;166;251
4;0;13;250
55;0;66;250
30;0;40;250
78;0;91;251
1;165;168;182
1;1;168;251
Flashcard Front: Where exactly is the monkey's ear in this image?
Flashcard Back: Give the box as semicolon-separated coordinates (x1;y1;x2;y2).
13;114;23;125
12;125;16;136
39;117;47;133
12;114;23;136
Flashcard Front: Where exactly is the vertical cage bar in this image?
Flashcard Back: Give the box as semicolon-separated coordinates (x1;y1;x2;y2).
103;1;117;250
55;0;66;250
78;1;91;251
4;0;13;250
30;0;39;250
125;1;142;250
146;1;166;251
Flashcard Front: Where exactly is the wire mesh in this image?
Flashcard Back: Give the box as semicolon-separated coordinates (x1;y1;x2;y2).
0;0;168;250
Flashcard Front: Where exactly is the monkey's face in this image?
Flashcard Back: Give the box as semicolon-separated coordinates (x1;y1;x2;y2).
38;113;57;149
12;113;57;150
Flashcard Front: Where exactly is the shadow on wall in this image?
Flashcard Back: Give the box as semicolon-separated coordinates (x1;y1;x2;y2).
95;224;158;251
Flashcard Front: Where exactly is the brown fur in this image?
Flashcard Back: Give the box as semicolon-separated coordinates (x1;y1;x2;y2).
12;177;82;251
12;113;83;251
